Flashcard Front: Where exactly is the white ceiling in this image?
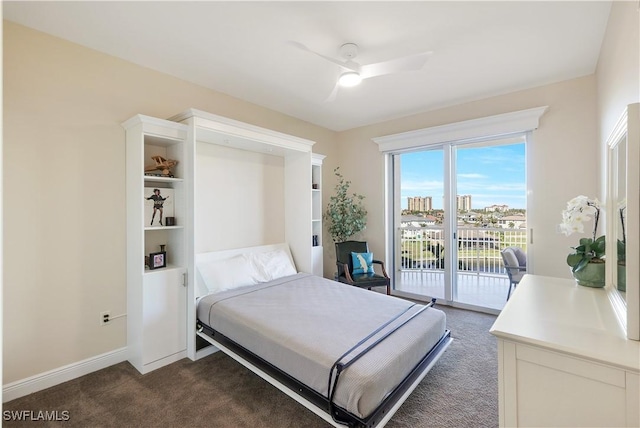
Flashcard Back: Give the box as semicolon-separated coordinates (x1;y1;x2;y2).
3;1;612;131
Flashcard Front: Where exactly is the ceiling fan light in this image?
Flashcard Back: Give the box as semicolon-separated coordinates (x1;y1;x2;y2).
338;71;362;87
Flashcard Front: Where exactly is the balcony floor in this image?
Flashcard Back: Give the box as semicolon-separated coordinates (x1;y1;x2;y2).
394;269;511;311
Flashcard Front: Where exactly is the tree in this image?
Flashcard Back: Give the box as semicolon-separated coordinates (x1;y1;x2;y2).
324;168;367;243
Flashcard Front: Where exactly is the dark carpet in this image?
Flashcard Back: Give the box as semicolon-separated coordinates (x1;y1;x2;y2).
3;306;498;427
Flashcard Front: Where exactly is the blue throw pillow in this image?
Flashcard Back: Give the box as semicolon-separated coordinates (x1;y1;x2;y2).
351;252;374;275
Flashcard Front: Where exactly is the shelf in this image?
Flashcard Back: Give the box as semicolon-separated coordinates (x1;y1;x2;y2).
144;264;184;275
125;113;190;375
145;225;184;231
144;175;184;183
311;153;324;277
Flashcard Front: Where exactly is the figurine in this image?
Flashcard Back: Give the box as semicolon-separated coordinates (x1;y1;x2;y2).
144;155;178;176
146;188;169;226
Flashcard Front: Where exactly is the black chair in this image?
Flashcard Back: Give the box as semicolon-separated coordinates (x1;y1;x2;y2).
335;241;391;295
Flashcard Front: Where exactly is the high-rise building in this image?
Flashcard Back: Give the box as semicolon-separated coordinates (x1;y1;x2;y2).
408;196;432;212
457;195;472;211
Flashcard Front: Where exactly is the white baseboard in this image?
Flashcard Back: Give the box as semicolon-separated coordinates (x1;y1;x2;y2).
3;347;128;403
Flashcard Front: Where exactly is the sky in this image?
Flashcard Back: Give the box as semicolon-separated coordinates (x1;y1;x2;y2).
401;143;526;210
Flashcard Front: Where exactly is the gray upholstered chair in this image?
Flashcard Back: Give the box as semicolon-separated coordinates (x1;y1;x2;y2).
501;246;527;300
335;241;390;295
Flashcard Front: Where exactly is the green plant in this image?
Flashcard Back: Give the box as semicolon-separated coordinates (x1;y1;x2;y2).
324;167;367;243
559;195;605;273
566;236;606;273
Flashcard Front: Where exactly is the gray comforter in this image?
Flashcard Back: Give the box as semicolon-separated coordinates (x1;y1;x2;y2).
197;273;446;419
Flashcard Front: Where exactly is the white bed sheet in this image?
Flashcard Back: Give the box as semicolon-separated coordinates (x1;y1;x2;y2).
197;273;447;419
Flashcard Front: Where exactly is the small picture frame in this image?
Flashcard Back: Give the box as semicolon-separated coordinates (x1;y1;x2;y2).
148;251;167;270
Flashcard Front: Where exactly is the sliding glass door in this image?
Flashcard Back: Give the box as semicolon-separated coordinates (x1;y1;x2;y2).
398;148;446;300
394;135;527;311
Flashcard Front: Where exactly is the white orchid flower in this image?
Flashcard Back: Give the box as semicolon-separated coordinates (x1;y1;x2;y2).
558;195;600;238
566;195;589;210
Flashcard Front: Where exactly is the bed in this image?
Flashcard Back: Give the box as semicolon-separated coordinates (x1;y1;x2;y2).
195;244;451;428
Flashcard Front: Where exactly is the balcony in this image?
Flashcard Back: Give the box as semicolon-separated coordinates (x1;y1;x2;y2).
395;226;527;310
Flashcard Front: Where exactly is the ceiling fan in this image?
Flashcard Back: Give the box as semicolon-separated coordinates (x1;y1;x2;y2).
289;41;432;101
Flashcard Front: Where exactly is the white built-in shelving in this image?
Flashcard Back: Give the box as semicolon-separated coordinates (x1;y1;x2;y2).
125;108;321;368
123;115;190;374
311;154;325;277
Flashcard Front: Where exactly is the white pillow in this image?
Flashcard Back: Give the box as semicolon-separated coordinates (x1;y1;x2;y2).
251;249;297;281
196;254;265;294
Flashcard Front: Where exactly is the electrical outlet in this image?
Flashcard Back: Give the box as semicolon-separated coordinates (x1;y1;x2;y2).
100;311;111;326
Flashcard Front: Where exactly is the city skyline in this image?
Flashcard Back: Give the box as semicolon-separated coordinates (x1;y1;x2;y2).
400;143;526;210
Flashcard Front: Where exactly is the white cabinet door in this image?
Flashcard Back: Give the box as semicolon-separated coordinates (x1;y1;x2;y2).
311;246;324;276
499;340;632;427
142;268;187;366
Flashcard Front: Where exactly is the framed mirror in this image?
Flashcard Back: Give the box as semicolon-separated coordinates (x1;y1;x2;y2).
606;103;639;341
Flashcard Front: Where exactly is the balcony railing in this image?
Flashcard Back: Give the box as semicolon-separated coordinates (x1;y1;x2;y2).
398;226;527;276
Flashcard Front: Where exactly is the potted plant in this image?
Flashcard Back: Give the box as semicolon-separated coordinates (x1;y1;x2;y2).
324;168;367;243
559;195;606;287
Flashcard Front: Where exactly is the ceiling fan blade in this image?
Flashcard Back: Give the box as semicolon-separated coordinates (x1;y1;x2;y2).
360;51;433;79
324;81;340;103
287;41;357;71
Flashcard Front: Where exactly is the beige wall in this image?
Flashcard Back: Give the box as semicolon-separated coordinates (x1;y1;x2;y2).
334;75;599;281
596;0;639;205
596;1;639;146
2;21;335;384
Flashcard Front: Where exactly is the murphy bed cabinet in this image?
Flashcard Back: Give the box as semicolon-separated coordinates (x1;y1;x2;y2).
490;275;640;427
124;109;320;371
123;115;190;374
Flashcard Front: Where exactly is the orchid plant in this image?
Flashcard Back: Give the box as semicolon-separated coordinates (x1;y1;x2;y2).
559;195;605;273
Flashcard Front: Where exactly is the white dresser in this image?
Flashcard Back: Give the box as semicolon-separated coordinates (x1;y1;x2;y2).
490;275;640;427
